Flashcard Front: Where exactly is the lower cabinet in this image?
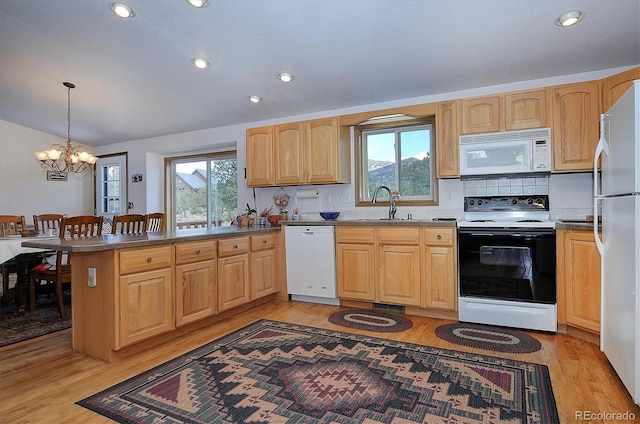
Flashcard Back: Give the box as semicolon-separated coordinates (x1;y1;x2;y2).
118;246;174;349
336;226;457;311
557;229;601;333
250;233;277;299
217;236;250;312
175;240;217;326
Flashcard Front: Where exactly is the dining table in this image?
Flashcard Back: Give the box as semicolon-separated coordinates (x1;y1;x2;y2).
0;235;56;312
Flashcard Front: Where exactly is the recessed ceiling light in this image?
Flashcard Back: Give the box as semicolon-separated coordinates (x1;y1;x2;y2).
110;2;135;18
186;0;209;7
555;10;583;27
277;72;294;83
191;58;210;69
248;95;263;103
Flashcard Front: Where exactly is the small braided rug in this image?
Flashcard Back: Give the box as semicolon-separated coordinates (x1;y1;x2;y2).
328;309;413;332
435;322;542;353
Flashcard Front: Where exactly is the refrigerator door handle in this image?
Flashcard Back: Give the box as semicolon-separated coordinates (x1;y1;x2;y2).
593;113;609;255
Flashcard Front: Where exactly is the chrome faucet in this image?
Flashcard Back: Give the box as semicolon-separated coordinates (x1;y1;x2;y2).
372;185;400;219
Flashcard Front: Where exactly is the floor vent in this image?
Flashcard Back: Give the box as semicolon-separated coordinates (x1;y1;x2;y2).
372;303;405;314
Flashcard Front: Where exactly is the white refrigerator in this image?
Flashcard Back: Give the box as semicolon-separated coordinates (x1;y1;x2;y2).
594;80;640;405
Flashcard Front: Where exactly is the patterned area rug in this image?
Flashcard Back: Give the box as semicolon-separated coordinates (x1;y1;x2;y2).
435;323;543;353
77;319;559;423
0;293;71;348
328;309;413;332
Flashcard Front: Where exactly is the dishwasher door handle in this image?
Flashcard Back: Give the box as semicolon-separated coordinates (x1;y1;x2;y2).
303;230;315;235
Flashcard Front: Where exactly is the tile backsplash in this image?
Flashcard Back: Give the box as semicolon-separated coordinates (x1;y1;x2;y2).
463;176;549;196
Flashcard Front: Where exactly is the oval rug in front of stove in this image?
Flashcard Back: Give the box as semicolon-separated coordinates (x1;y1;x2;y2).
328;310;413;332
435;322;542;353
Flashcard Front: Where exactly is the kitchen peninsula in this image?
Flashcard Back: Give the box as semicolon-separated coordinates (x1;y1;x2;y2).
22;226;285;362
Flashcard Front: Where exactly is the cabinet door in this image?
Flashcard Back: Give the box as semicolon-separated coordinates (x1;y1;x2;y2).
377;244;421;306
250;249;276;299
462;96;502;134
423;245;457;310
118;268;173;348
246;126;275;186
551;81;601;172
275;122;305;185
436;100;460;178
504;89;547;130
175;260;216;326
603;67;640;111
218;254;249;312
564;231;601;332
336;243;375;301
305;117;350;184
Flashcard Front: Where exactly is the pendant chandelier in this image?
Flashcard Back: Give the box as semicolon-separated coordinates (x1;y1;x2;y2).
35;82;98;174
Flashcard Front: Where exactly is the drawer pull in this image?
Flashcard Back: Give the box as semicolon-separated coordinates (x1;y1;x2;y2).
263;239;267;244
195;249;201;255
234;245;238;249
437;234;442;240
146;257;153;263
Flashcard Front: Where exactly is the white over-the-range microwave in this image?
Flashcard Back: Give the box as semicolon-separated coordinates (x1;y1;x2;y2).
459;128;552;179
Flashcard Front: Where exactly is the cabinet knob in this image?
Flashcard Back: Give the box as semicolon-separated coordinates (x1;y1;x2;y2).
146;257;153;263
263;239;267;244
234;245;238;249
195;249;201;255
437;234;442;240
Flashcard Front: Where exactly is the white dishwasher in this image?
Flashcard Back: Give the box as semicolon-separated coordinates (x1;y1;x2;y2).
285;225;339;305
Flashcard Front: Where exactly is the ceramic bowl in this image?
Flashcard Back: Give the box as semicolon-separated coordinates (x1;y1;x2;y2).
319;211;340;221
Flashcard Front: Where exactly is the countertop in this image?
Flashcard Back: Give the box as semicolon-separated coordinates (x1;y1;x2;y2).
21;226;280;252
281;219;458;227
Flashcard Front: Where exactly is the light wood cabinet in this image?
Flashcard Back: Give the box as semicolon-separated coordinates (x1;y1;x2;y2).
462;95;502;134
250;233;277;299
422;228;457;310
117;246;174;349
603;67;640;111
246;126;275;186
377;227;421;306
274;122;305;185
462;90;548;135
246;117;350;187
175;240;216;326
557;229;601;333
217;237;250;312
436;100;460;178
551;80;601;172
336;227;376;301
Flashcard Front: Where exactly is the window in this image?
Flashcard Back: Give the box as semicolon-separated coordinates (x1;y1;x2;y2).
357;118;437;206
168;152;237;230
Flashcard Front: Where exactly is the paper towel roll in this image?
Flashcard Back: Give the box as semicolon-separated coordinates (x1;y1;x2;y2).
296;189;319;199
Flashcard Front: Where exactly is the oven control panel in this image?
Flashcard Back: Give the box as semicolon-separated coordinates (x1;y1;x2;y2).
464;195;549;212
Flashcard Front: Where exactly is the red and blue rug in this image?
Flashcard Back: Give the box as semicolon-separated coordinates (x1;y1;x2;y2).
435;322;543;353
77;319;558;423
328;309;413;332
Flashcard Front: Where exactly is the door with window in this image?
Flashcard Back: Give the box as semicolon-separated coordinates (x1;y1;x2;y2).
95;154;127;234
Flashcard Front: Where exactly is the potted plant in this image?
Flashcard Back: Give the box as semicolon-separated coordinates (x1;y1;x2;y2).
240;203;257;226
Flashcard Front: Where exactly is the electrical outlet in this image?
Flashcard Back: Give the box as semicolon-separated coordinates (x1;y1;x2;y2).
446;191;454;202
322;194;331;204
337;194;350;204
88;267;96;287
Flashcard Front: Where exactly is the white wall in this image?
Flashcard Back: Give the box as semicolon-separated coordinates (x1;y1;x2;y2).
0;65;632;222
0;120;93;223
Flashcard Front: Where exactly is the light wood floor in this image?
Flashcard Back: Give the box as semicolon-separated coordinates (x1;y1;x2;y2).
1;300;639;424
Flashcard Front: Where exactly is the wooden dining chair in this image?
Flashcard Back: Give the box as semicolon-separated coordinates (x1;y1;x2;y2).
30;215;104;317
145;213;166;232
111;214;146;234
33;214;64;235
0;215;27;305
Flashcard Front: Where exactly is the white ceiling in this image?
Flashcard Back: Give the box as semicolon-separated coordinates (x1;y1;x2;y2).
0;0;638;146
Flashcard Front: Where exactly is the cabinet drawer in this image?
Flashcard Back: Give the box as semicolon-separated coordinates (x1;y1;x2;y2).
336;227;374;244
119;246;172;275
377;227;420;244
251;233;276;251
175;240;216;265
423;227;455;246
218;236;249;257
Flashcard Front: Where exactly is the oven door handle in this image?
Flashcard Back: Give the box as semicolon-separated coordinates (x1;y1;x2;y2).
466;232;551;238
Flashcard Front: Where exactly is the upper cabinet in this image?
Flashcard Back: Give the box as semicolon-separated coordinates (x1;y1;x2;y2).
603;66;640;111
436;100;460;178
461;89;548;135
551;80;601;172
246;117;350;187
